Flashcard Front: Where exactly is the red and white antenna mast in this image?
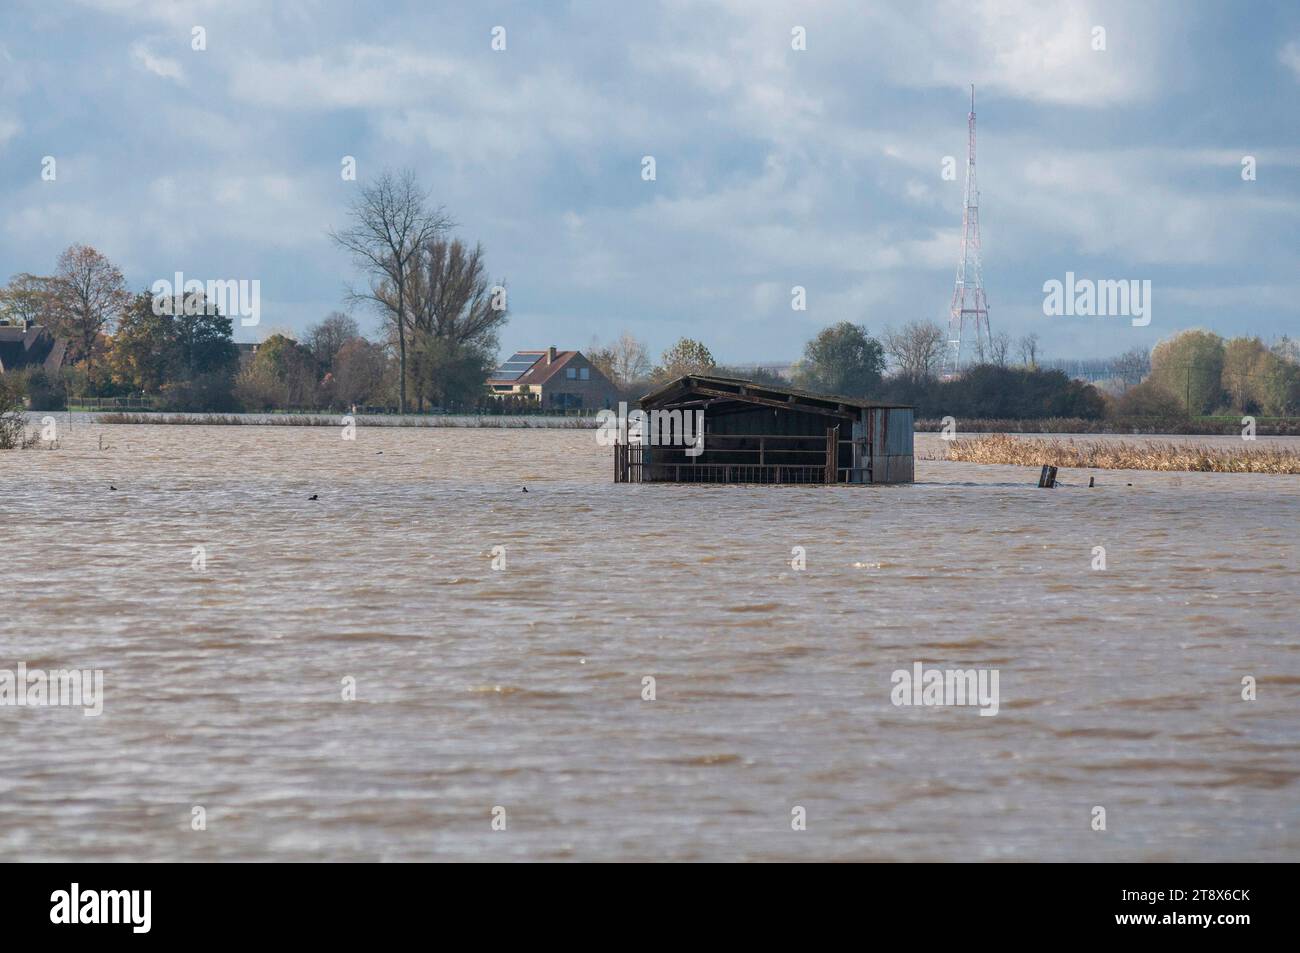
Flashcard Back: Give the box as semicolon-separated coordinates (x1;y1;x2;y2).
944;84;992;376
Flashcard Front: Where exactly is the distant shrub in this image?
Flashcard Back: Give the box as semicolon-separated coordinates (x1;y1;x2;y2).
23;369;68;411
161;371;240;412
879;365;1107;420
1115;379;1186;418
0;375;27;449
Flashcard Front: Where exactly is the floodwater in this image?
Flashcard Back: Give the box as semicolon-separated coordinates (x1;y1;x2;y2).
2;422;1297;861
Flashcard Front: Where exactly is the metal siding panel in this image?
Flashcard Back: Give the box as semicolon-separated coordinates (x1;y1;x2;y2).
868;407;885;483
883;455;914;483
885;408;914;455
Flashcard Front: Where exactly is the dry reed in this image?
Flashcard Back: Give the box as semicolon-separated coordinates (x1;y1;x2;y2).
942;433;1300;474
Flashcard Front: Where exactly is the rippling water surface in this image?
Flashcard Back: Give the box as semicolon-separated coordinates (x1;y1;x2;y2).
2;423;1297;861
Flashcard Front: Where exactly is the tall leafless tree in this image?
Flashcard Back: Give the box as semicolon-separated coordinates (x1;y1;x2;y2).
1017;333;1040;368
331;171;451;414
372;237;508;410
588;330;651;390
989;330;1012;367
402;238;507;347
882;320;947;379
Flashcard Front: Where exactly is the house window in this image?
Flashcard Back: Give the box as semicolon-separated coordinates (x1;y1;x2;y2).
580;367;590;380
566;367;577;379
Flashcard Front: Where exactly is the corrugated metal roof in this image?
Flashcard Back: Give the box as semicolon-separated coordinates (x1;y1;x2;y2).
640;374;913;411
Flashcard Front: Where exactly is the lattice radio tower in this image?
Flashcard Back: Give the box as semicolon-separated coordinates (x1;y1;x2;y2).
944;85;991;377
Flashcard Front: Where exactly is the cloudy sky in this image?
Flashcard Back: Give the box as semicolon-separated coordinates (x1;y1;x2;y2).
1;0;1298;363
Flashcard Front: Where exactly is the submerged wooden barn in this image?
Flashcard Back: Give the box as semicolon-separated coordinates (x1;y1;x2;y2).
614;375;914;485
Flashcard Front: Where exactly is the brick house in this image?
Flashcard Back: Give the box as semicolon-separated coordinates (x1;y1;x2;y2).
487;346;619;411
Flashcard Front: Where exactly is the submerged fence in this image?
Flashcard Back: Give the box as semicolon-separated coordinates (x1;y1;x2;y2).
615;431;845;485
69;395;160;411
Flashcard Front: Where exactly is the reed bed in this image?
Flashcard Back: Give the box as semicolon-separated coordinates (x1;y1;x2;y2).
96;412;597;429
915;417;1300;436
942;433;1300;474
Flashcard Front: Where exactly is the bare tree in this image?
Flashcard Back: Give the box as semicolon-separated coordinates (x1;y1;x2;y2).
1017;333;1040;368
588;330;651;390
48;244;128;371
882;320;947;379
372;237;508;410
305;312;360;372
331;170;451;414
1111;346;1151;391
402;238;507;347
988;331;1012;367
1273;335;1300;365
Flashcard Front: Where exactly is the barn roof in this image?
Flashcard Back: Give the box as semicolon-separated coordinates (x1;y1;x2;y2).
639;374;912;417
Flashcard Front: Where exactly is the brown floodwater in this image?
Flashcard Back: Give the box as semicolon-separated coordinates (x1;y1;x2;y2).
2;422;1297;861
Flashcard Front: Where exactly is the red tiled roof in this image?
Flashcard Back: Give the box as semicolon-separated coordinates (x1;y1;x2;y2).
514;351;578;387
487;349;583;386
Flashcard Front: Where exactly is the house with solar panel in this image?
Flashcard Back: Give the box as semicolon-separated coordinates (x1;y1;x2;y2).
487;346;620;411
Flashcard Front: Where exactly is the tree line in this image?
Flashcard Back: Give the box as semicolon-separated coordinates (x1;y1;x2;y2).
1120;329;1300;417
0;246;399;413
0;171;509;413
586;320;1300;421
4;174;1296;421
586;321;1102;419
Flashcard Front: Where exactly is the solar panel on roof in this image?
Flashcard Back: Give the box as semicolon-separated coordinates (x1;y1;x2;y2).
491;352;542;380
